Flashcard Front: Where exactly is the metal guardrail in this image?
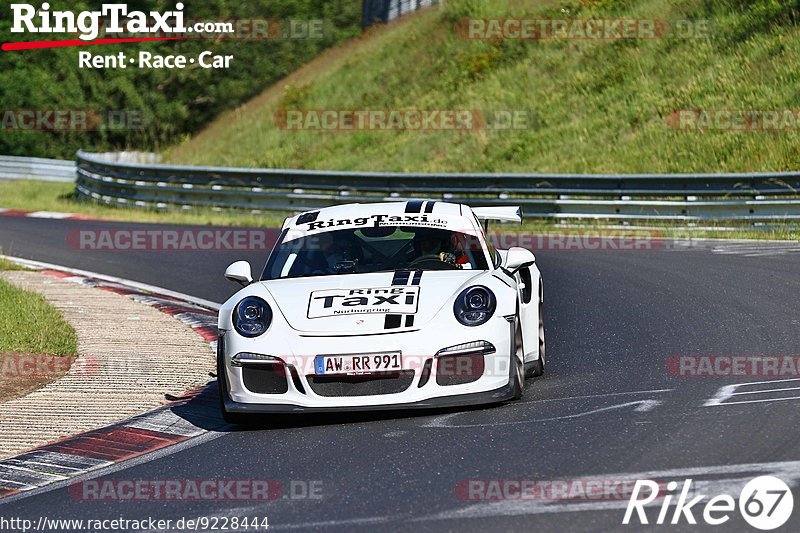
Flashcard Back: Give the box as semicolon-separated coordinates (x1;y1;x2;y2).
74;150;800;221
0;155;76;183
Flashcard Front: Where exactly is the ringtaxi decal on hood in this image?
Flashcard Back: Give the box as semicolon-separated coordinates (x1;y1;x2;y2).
307;286;420;318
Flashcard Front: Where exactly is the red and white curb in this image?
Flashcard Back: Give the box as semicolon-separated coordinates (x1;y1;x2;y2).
0;394;216;496
41;269;219;347
0;208;97;220
0;259;225;499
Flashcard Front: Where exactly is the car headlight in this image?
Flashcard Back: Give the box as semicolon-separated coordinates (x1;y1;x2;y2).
453;286;496;327
233;296;272;337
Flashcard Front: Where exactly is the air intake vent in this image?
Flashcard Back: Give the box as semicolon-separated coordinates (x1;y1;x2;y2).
242;365;289;394
307;371;414;396
436;354;484;386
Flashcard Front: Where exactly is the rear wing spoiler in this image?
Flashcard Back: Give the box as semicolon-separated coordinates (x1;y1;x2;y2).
472;206;522;225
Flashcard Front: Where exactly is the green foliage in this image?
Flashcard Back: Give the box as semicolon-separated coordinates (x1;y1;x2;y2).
703;0;800;43
167;0;800;174
0;255;29;271
0;0;361;158
279;83;314;108
0;278;78;356
441;0;495;22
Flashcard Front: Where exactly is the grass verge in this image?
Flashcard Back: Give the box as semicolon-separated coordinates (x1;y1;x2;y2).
0;180;289;228
0;261;78;402
165;0;800;174
0;256;29;271
0;278;77;355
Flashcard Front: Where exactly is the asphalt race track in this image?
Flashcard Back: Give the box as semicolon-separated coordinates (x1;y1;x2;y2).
2;214;800;531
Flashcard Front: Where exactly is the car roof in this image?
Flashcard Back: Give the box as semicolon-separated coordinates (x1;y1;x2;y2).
282;201;468;230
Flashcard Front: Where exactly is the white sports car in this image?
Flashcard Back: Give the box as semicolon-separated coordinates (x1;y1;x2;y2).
217;201;545;422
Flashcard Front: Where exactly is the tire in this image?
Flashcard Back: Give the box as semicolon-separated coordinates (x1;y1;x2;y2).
525;285;546;379
217;346;251;426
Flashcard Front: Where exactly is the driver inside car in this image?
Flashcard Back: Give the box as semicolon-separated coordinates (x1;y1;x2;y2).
412;230;462;267
295;232;362;275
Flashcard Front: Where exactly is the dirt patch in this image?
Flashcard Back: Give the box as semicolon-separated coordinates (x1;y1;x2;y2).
0;353;76;403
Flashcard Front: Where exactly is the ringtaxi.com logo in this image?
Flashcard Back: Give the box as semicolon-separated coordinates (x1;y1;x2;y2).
10;3;190;42
623;476;794;530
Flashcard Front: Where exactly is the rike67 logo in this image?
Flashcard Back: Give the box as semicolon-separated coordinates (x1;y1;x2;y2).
623;476;794;530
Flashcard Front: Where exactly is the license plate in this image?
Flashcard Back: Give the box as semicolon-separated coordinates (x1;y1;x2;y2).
314;352;402;376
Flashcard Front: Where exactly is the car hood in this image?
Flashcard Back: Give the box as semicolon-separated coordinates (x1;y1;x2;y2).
262;270;486;334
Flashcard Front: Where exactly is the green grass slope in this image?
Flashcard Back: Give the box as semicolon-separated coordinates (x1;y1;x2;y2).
166;0;800;173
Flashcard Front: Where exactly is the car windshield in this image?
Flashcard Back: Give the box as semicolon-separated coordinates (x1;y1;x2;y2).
262;226;489;280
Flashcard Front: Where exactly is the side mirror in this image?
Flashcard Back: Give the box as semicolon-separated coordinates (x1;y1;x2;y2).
504;247;536;274
225;261;253;286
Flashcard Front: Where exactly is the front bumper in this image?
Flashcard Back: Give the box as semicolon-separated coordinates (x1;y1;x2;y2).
222;382;515;414
219;316;516;411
